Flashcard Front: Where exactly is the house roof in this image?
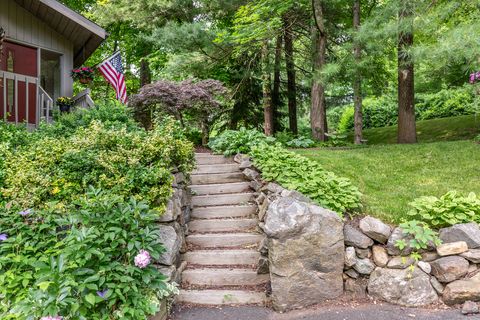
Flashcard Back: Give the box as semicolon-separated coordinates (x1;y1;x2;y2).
14;0;107;67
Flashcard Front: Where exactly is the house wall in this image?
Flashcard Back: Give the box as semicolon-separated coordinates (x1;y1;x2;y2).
0;0;74;96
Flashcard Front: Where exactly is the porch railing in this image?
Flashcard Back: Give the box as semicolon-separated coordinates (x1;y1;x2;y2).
72;88;95;109
38;86;54;124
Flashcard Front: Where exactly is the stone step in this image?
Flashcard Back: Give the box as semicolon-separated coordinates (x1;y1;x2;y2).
193;164;240;175
191;193;254;207
187;233;263;248
188;219;257;233
195;155;233;165
182;250;260;266
189;182;251;196
182;269;269;286
191;205;256;219
191;173;245;185
177;289;267;305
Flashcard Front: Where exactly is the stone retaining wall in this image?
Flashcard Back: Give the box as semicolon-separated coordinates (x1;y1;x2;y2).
235;153;480;314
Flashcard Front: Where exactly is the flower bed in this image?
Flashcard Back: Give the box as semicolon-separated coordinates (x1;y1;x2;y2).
0;105;194;319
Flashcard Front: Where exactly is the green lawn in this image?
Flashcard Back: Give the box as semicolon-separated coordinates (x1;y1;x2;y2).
347;115;480;145
295;140;480;223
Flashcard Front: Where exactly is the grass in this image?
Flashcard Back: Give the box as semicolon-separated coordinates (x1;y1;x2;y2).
346;114;480;145
295;140;480;224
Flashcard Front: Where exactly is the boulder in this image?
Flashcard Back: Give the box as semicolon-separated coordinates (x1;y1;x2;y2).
257;256;269;274
387;227;413;256
243;168;259;181
345;278;368;298
468;264;478;274
442;280;480;305
345;247;357;268
372;245;389;267
280;190;312;204
461;249;480;263
430;277;444;295
234;153;250;163
157;225;182;266
462;301;479;315
265;197;344;312
250;180;264;192
418;261;431;274
430;256;469;283
355;248;371;259
359;216;392;244
344;225;374;249
264;182;285;194
353;258;375;275
158;198;181;222
421;252;440;262
239;159;253;169
387;256;415;269
345;269;359;279
156;265;176;282
172;172;185;187
368;267;438;307
436;241;468;256
439;223;480;249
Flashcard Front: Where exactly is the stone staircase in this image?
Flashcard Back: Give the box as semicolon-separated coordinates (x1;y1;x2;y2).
177;153;268;305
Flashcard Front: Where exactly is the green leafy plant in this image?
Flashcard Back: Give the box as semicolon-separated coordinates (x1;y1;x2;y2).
208;127;275;156
407;191;480;228
395;220;441;254
250;144;362;214
285;136;316;148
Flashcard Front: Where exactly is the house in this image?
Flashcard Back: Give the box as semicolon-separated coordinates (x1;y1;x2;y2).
0;0;107;128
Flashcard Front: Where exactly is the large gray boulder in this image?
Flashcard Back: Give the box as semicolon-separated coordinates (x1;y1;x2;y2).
359;216;392;244
430;256;469;283
344;225;374;249
443;279;480;305
439;223;480;249
368;267;438;307
264;197;344;312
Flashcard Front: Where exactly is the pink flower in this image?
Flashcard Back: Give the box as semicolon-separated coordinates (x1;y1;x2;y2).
134;249;151;269
40;316;63;320
470;73;475;84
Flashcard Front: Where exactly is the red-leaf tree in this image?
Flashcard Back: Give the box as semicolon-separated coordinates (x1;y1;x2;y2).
130;79;229;145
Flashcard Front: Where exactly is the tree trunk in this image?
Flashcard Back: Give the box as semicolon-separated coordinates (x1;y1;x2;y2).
283;15;298;135
140;58;151;88
272;35;283;133
353;0;363;144
397;0;416;144
311;0;328;141
201;120;209;146
262;42;274;136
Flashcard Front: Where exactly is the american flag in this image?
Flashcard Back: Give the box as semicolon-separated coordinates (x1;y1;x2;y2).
98;52;127;104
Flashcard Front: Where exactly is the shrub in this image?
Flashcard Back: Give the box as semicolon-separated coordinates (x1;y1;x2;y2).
407;191;480;228
285;136;316;148
2;119;194;210
337;106;355;133
208;127;275;156
250;144;362;214
0;188;176;319
416;86;476;120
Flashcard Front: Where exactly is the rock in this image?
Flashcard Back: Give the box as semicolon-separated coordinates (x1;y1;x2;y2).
172;172;185;187
265;197;344;312
430;277;444;295
264;183;285;194
344;225;374;249
250;180;263;192
443;280;480;305
234;153;249;163
345;278;367;298
157;225;181;265
258;198;270;222
345;247;357;268
372;246;389;267
345;269;359;279
280;190;312;204
462;301;479;315
436;241;469;256
468;264;478;274
387;227;413;256
387;256;415;269
257;256;269;274
421;252;440;262
461;249;480;263
368;267;438;307
243;168;259;181
470;272;480;281
359;216;392;244
355;248;371;259
439;223;480;249
418;261;432;274
430;256;469;283
239;159;253;169
258;237;268;255
354;258;375;275
255;193;266;206
156;265;176;282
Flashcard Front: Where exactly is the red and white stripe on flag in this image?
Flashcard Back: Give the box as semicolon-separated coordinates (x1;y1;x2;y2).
98;52;128;104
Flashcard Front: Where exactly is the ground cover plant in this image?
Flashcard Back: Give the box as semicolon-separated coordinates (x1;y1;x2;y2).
0;106;194;319
296;140;480;223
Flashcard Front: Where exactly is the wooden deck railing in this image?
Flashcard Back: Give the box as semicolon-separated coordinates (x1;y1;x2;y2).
72;88;95;109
